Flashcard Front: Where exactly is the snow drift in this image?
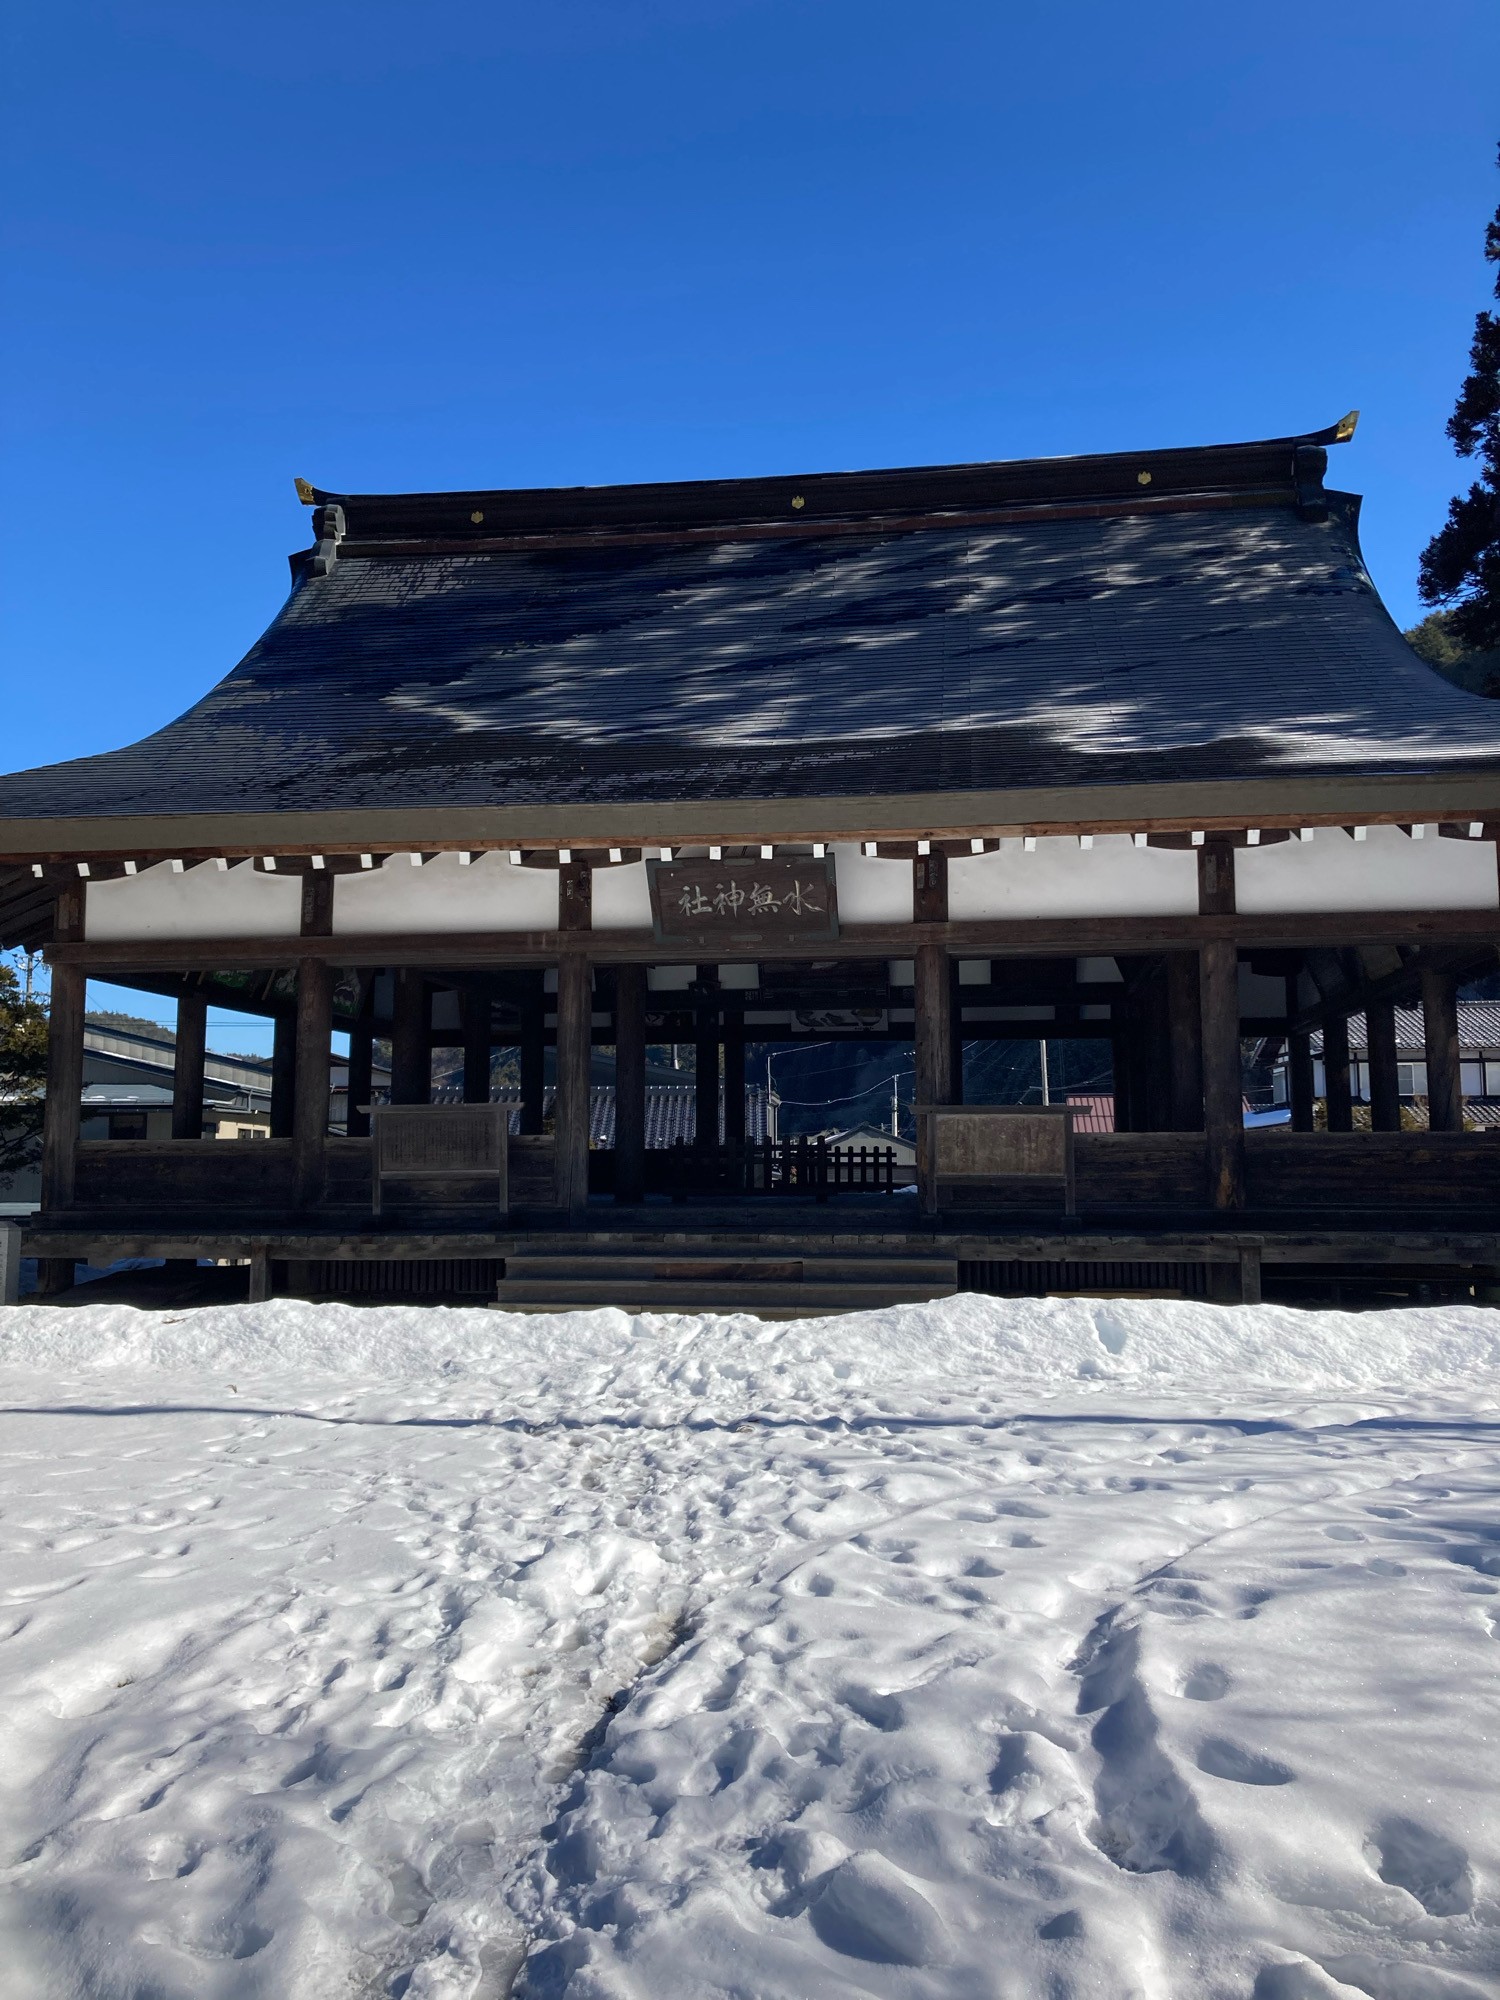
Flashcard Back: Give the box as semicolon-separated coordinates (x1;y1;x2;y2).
0;1294;1495;1998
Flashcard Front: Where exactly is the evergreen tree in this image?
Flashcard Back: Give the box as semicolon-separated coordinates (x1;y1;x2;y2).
1419;144;1500;650
0;960;48;1176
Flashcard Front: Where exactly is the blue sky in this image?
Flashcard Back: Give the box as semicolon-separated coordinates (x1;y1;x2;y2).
4;0;1499;1045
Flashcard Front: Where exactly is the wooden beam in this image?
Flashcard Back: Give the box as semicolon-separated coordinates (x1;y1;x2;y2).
53;906;1500;976
1197;841;1236;916
25;1221;1500;1270
9;770;1500;863
1367;997;1401;1132
913;849;948;924
292;959;333;1209
559;858;592;932
1200;939;1244;1208
555;956;592;1220
171;989;207;1141
40;956;85;1213
614;964;646;1204
300;872;334;937
1422;967;1464;1133
914;940;952;1215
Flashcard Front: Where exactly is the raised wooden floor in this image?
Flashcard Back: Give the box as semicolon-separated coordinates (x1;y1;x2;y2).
22;1213;1500;1310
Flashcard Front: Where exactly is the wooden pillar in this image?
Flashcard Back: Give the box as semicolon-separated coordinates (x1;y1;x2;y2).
555;955;592;1220
346;1000;374;1138
914;940;952;1215
694;967;720;1149
614;964;646;1204
390;970;430;1105
40;956;85;1215
1367;998;1401;1132
723;1021;747;1149
1167;952;1203;1131
172;989;207;1140
461;990;491;1104
1200;940;1244;1209
1323;1012;1354;1133
1285;974;1314;1131
270;1013;296;1137
1288;1034;1315;1130
292;959;333;1209
1238;1244;1263;1306
520;975;546;1134
1110;1022;1134;1133
38;888;85;1292
248;1245;271;1303
1422;967;1463;1133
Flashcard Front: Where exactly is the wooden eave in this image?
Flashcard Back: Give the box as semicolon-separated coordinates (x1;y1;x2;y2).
5;769;1500;870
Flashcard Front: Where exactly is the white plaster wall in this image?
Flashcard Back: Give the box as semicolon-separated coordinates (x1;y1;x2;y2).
590;861;653;930
1235;825;1498;914
948;835;1199;920
85;861;302;941
833;845;914;924
332;853;559;934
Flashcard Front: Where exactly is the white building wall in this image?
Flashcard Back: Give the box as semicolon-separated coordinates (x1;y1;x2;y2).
332;853;559;934
833;845;914;923
590;861;653;930
948;835;1198;920
1236;825;1498;914
85;861;302;941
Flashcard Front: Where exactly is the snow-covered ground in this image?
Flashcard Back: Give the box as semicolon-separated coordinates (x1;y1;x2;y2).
1;1297;1498;2000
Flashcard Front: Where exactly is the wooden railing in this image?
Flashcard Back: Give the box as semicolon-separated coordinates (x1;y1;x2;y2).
642;1137;901;1199
60;1126;1500;1220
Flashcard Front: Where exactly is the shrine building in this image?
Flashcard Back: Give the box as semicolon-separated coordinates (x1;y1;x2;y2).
5;415;1500;1310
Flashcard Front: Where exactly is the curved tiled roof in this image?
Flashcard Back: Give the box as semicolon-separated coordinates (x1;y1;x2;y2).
5;425;1500;831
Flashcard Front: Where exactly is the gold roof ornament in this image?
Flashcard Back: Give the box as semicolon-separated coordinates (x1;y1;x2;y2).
293;477;317;505
1334;410;1360;442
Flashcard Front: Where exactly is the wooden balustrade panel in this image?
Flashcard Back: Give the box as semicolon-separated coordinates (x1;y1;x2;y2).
73;1139;294;1210
1075;1133;1206;1207
945;1133;1203;1211
329;1137;557;1211
1246;1130;1500;1209
324;1138;373;1205
509;1135;558;1209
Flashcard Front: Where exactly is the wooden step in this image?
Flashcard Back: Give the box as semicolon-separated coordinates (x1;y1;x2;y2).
491;1279;957;1313
501;1254;958;1284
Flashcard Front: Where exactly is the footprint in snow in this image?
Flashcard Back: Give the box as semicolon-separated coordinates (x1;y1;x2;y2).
1038;1909;1084;1940
1180;1662;1231;1701
1367;1815;1474;1916
1195;1737;1295;1786
808;1852;951;1968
